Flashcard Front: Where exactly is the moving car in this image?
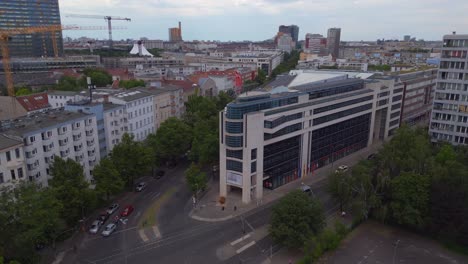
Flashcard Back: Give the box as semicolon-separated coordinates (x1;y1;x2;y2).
101;223;117;237
89;220;102;234
135;182;147;192
335;165;349;173
367;153;377;160
97;213;109;225
106;203;120;215
120;205;134;217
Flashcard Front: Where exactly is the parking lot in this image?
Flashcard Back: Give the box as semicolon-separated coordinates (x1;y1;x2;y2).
321;220;468;264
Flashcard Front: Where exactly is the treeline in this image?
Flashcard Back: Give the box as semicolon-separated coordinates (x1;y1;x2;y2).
328;125;468;250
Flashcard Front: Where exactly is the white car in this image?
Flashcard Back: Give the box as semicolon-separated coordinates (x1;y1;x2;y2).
101;223;117;237
335;165;349;173
89;220;102;234
106;203;120;215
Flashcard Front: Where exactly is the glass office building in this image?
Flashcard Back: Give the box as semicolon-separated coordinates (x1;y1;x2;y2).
0;0;63;58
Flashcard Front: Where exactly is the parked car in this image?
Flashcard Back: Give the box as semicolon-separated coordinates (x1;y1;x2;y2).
97;213;109;225
120;205;134;217
367;153;377;160
89;220;102;234
135;182;147;192
155;169;165;179
101;223;117;237
335;165;349;173
106;203;120;215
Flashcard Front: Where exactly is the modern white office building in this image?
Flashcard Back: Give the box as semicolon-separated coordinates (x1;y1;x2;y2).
109;90;155;141
429;33;468;145
219;71;404;203
0;134;27;189
0;110;100;187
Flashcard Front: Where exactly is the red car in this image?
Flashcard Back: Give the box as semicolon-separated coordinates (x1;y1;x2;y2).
120;205;134;217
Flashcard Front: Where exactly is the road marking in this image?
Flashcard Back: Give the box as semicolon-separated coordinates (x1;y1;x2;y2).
152;225;162;238
230;234;250;246
138;229;149;242
236;241;256;254
244;219;254;232
151;192;161;200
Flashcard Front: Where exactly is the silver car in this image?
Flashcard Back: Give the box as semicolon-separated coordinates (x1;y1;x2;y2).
106;203;120;215
135;182;147;192
101;223;117;237
89;220;102;234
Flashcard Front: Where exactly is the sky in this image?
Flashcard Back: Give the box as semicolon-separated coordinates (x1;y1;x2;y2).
60;0;468;42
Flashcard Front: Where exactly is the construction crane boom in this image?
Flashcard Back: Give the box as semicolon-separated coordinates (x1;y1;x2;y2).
66;14;131;48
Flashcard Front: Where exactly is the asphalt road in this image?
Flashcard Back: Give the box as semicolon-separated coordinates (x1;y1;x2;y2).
73;164;335;264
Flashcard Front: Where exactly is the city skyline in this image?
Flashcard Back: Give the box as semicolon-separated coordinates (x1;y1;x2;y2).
60;0;468;41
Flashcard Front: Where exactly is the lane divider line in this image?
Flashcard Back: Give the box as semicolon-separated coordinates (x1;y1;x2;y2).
236;241;256;254
230;234;251;246
138;229;149;242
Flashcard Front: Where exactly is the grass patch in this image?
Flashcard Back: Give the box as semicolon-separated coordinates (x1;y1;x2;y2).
138;187;177;228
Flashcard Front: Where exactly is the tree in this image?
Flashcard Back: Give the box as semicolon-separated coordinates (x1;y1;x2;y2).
147;118;192;164
0;183;64;263
270;190;325;249
390;172;430;229
15;87;32;96
255;68;267;84
82;68;112;87
110;133;153;188
49;157;94;226
190;117;219;165
185;163;207;194
119;79;145;89
55;76;83;91
327;171;351;213
93;157;124;201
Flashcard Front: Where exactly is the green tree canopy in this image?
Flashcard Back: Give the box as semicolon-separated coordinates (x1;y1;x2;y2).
327;171;352;213
270;190;325;249
54;76;83;92
93;157;124;201
82;68;112;87
15;87;32;96
49;157;94;226
110;133;153;187
119;79;145;89
185;163;208;194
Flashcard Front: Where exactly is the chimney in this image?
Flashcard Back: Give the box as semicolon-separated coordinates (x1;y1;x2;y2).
137;40;143;56
178;21;182;39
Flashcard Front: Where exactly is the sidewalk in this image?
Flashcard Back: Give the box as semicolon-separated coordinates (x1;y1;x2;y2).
190;143;382;222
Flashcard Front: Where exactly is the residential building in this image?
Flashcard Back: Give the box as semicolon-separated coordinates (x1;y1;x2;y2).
138;86;184;130
168;22;183;42
0;56;100;73
304;34;328;55
0;0;63;57
109;90;155;141
219;71;403;203
103;104;128;154
229;51;283;75
279;25;299;43
327;28;341;59
0;134;27;189
102;57;184;70
0;93;50;121
0;110;100;187
48;91;86;109
429;34;468;145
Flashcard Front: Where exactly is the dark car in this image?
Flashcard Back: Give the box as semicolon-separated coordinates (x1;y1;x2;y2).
97;213;109;225
367;153;377;160
155;169;165;179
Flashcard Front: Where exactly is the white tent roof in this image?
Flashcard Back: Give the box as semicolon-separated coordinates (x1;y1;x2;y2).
130;43;154;57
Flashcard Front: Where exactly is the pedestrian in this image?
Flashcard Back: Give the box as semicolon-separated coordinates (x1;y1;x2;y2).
234;205;237;211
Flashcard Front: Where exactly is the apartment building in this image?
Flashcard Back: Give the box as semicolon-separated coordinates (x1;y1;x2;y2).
48;91;86;109
0;134;27;189
219;72;403;203
0;111;100;187
430;33;468;145
229;51;284;75
103;104;128;154
109;90;155;141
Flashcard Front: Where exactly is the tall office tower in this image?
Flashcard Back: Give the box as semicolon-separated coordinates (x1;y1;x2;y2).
327;28;341;59
168;21;183;42
279;25;299;44
429;33;468;145
0;0;63;57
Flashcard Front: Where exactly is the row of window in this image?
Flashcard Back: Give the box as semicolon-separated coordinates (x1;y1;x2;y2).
128;105;153;119
226;149;243;160
314;95;373;115
0;168;24;184
225;135;243;148
226;159;243;173
226;121;243;134
437;82;468;92
1;148;21;163
443;39;468;48
440;61;466;70
226;96;299;119
264;113;303;129
313;103;372;126
264;123;302;140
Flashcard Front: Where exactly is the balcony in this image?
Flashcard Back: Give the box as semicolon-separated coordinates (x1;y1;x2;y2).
73;134;82;141
87;140;95;147
85;130;94;137
59;139;68;147
27;162;39;171
88;151;95;157
60;151;69;158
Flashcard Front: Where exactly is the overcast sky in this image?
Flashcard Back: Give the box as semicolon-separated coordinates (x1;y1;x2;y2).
60;0;468;41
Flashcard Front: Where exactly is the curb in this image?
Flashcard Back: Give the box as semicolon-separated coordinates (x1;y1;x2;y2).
189;213;234;222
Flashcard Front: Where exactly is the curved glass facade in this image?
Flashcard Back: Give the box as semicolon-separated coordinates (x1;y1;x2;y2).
225;135;243;148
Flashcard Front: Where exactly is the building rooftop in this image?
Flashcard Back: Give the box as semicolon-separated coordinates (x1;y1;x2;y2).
47;90;80;96
16;92;50;112
0;134;23;150
111;89;153;102
0;110;93;136
103;103;125;111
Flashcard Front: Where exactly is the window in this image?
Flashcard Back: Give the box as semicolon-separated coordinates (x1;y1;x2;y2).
29;136;36;143
0;173;3;183
227;159;243;172
15;148;20;159
227;149;243;159
11;170;16;180
251;149;257;160
6;151;11;162
17;168;23;178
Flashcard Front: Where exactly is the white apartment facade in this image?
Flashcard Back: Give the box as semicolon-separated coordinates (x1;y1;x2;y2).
0;134;27;189
48;91;86;109
103;104;128;153
109;91;155;141
0;111;100;187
